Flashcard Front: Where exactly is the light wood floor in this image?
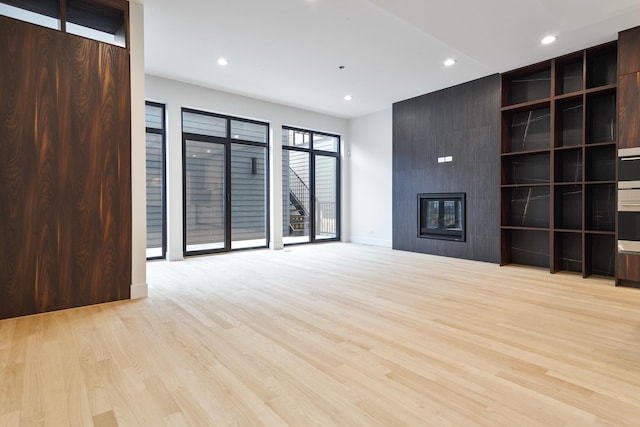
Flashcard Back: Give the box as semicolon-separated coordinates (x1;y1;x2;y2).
2;243;640;426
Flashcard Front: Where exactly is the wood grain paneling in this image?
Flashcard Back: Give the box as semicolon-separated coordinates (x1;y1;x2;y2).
0;16;131;319
618;26;640;75
392;75;501;263
617;253;640;282
618;72;640;149
618;26;640;150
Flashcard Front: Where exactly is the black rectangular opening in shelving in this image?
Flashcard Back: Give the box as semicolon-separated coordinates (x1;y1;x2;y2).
507;229;550;268
505;69;551;105
555;149;582;183
556;100;583;147
586;233;615;277
585;145;615;181
587;49;617;88
557;59;583;95
556;232;582;273
503;187;550;228
585;184;615;231
503;152;550;185
555;185;582;230
505;107;550;152
587;92;616;144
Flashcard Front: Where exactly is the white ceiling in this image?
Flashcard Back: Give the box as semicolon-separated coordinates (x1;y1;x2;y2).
143;0;640;119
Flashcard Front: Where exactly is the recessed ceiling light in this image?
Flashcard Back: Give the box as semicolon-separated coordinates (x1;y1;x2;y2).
444;58;456;67
344;95;353;101
541;35;557;45
217;57;229;66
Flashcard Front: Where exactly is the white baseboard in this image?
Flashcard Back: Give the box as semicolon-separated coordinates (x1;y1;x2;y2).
130;282;148;299
350;235;392;247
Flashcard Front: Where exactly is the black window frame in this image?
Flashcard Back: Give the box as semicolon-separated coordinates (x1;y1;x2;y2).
145;101;167;260
282;126;341;245
182;107;270;257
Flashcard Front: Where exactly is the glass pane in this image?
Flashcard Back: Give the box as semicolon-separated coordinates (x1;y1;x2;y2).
183;111;226;138
185;140;225;252
0;2;60;29
282;128;310;148
283;150;310;244
145;104;163;130
313;133;339;152
146;132;163;258
231;120;267;143
66;0;125;47
314;155;337;240
231;144;267;249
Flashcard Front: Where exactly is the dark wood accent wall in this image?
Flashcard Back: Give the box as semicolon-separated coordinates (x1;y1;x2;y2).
616;26;640;288
618;27;640;149
0;16;131;319
392;74;501;263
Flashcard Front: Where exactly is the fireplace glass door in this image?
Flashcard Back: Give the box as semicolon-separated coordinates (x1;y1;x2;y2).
418;193;465;241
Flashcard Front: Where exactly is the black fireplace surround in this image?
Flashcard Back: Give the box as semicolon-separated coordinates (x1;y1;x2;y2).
418;193;466;241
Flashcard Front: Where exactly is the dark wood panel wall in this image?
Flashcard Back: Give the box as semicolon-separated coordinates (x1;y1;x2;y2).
392;75;501;263
617;26;640;287
0;16;131;319
618;26;640;150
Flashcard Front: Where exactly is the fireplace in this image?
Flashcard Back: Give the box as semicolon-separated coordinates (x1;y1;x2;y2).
418;193;466;241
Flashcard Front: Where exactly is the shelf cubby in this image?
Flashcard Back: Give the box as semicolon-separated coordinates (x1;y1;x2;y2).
555;232;583;273
503;229;550;268
554;148;582;183
585;145;615;182
585;233;616;277
585;183;615;232
556;56;584;95
554;184;582;230
586;90;617;144
586;45;617;89
503;66;552;106
502;187;550;228
502;152;550;185
555;98;583;147
503;107;551;152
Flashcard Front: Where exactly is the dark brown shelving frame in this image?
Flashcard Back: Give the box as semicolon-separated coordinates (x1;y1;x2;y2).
500;41;618;278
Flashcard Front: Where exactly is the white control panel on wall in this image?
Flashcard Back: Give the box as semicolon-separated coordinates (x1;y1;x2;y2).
437;156;453;163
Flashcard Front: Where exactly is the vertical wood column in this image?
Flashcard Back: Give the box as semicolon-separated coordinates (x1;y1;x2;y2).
617;25;640;287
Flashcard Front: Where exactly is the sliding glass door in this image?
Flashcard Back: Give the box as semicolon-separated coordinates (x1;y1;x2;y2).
184;140;226;252
183;109;269;256
314;154;338;240
282;127;340;244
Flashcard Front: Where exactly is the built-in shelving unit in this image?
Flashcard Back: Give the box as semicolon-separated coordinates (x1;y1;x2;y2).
500;42;617;277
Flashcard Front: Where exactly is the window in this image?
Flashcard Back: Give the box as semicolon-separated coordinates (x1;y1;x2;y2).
0;1;59;29
183;109;269;255
145;102;166;259
0;0;127;47
282;127;340;244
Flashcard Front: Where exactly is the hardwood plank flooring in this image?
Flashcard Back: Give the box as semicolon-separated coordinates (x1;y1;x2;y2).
2;243;640;425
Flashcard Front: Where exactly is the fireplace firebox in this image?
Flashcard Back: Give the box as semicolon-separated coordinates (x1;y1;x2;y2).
418;193;466;241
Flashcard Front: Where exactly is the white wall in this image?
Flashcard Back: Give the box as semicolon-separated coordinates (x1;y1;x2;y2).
145;75;349;259
347;108;393;247
129;0;147;298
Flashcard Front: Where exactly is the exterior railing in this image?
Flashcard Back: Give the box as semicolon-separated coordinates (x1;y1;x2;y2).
316;201;336;236
289;167;309;214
